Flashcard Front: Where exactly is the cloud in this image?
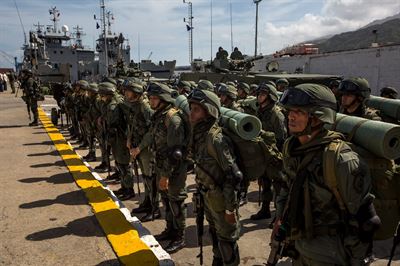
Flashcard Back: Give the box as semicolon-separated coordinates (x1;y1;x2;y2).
262;0;400;53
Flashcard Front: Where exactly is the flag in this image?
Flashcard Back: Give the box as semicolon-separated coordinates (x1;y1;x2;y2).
96;22;100;29
186;24;192;31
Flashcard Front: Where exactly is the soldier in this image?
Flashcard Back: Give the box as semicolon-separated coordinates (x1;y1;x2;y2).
122;80;160;220
230;47;244;60
20;69;40;126
82;83;99;162
188;88;241;266
131;82;189;253
275;78;289;92
98;82;135;200
216;46;229;60
251;83;287;220
218;84;243;112
197;79;214;92
176;80;192;96
236;82;250;100
249;83;258;96
338;77;382;121
273;83;378;265
380;86;398;99
76;80;90;148
328;79;341;111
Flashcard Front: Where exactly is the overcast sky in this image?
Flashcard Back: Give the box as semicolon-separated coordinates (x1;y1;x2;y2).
0;0;399;68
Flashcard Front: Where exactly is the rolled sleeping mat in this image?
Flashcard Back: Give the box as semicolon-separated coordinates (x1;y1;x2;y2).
176;95;262;140
327;113;400;160
237;96;258;112
220;107;262;140
366;95;400;121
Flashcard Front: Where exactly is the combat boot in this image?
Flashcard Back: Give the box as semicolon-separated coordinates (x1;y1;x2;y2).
78;141;89;148
94;161;108;171
131;197;152;214
140;208;161;222
250;201;271;220
154;228;175;241
118;188;135;201
104;171;120;181
113;187;127;196
29;120;38;126
164;233;185;253
84;152;96;162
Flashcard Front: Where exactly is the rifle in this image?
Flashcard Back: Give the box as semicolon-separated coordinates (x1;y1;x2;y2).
27;101;31;120
151;173;157;221
132;158;141;196
193;189;204;265
388;221;400;266
267;222;289;265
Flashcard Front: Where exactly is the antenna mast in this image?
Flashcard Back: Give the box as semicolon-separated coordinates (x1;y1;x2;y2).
183;0;193;64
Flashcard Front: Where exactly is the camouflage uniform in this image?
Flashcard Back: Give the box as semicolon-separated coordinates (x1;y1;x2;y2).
20;70;40;126
189;89;241;266
99;82;135;200
146;83;189;253
82;83;99;161
122;81;158;217
218;84;243;112
275;84;376;265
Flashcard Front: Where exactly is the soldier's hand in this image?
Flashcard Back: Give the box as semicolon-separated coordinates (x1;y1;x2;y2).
130;147;141;159
271;219;282;241
159;176;169;191
224;210;236;225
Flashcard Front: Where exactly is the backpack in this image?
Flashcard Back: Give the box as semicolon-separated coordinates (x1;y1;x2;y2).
323;139;400;240
206;126;283;183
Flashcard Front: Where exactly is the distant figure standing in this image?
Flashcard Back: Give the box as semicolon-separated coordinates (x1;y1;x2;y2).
230;47;244;60
215;46;228;60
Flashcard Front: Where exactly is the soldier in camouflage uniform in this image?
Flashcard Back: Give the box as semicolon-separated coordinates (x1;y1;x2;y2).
188;88;241;266
122;80;161;220
76;80;90;148
20;69;40;126
218;84;243;112
338;77;382;121
132;82;189;253
380;86;398;99
273;83;379;265
176;80;192;97
236;82;250;100
276;78;289;92
251;83;287;220
98;82;135;200
82;83;99;162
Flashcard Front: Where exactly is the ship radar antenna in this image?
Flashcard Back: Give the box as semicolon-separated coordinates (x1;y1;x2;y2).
49;6;61;33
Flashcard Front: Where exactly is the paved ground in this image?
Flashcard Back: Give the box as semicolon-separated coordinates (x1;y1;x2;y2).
0;90;398;266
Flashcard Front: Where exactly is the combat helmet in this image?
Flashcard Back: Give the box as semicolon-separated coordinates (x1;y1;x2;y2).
237;82;250;94
77;80;89;90
218;84;237;100
123;79;144;94
338;77;371;99
256;83;279;102
197;79;214;92
177;80;192;94
276;78;289;86
188;89;221;119
147;82;175;103
380;86;398;99
280;83;337;124
98;82;116;95
87;83;98;93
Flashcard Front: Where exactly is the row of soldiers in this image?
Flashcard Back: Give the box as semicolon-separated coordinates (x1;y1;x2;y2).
57;75;398;265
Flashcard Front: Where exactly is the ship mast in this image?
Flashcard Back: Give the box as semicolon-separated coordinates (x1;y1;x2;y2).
73;25;85;49
183;0;193;64
100;0;109;76
49;6;60;34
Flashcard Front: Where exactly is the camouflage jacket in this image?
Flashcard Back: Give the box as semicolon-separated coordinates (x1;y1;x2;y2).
21;77;39;98
277;130;372;240
124;97;154;149
257;102;287;150
223;101;243;112
340;104;382;121
147;104;189;178
191;119;239;212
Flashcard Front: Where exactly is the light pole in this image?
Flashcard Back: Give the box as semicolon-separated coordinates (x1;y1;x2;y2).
254;0;262;57
183;0;193;64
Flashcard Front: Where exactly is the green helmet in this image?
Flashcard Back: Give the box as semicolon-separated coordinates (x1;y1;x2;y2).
87;83;98;93
218;84;237;100
276;78;289;86
338;77;371;98
280;83;337;124
256;83;279;102
78;80;89;89
380;86;398;99
177;80;192;93
237;82;250;94
123;79;144;94
146;82;174;103
188;88;221;119
250;84;258;95
197;79;214;92
103;77;117;86
189;81;197;89
98;82;116;95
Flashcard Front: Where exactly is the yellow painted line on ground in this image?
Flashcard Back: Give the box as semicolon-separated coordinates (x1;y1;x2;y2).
38;108;158;265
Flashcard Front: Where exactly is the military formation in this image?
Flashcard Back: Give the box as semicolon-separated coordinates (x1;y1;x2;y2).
15;69;400;265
